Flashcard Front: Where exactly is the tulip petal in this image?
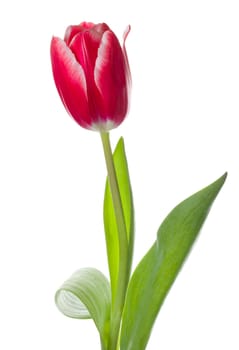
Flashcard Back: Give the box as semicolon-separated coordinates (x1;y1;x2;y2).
51;37;92;128
69;31;99;79
69;27;113;128
94;30;128;126
64;22;95;45
123;25;132;89
69;24;109;79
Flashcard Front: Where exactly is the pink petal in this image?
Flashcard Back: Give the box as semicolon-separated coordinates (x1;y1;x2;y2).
50;37;92;128
91;23;110;36
64;22;95;45
94;30;128;126
69;31;99;77
69;24;110;76
69;28;112;125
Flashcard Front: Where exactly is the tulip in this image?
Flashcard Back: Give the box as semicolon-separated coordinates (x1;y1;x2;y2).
50;22;131;131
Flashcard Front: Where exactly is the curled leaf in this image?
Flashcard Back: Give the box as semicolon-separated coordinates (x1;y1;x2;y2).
55;267;111;349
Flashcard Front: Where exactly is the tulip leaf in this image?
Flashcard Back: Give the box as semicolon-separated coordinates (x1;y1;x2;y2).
120;173;227;350
55;267;111;350
103;137;134;304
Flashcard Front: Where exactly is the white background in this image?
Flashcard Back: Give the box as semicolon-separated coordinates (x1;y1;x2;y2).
0;0;239;349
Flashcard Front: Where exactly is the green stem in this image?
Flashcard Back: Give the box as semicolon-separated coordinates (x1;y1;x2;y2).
100;131;129;350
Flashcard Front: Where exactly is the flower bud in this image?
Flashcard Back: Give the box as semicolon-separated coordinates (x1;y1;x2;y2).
51;22;131;131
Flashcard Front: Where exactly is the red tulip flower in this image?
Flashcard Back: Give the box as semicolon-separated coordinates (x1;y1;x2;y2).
50;22;131;131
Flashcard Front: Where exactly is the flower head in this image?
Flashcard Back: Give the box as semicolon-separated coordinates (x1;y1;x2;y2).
51;22;131;131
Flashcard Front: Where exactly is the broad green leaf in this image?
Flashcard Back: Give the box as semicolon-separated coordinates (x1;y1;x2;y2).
121;173;227;350
55;268;111;349
104;137;134;303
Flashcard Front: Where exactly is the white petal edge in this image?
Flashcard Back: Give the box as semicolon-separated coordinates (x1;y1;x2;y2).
52;37;87;97
94;30;112;96
122;25;132;88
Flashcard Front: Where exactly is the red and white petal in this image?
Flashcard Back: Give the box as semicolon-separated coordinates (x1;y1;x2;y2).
94;30;128;126
64;22;95;45
91;23;110;36
69;23;110;76
69;31;99;78
50;37;92;128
